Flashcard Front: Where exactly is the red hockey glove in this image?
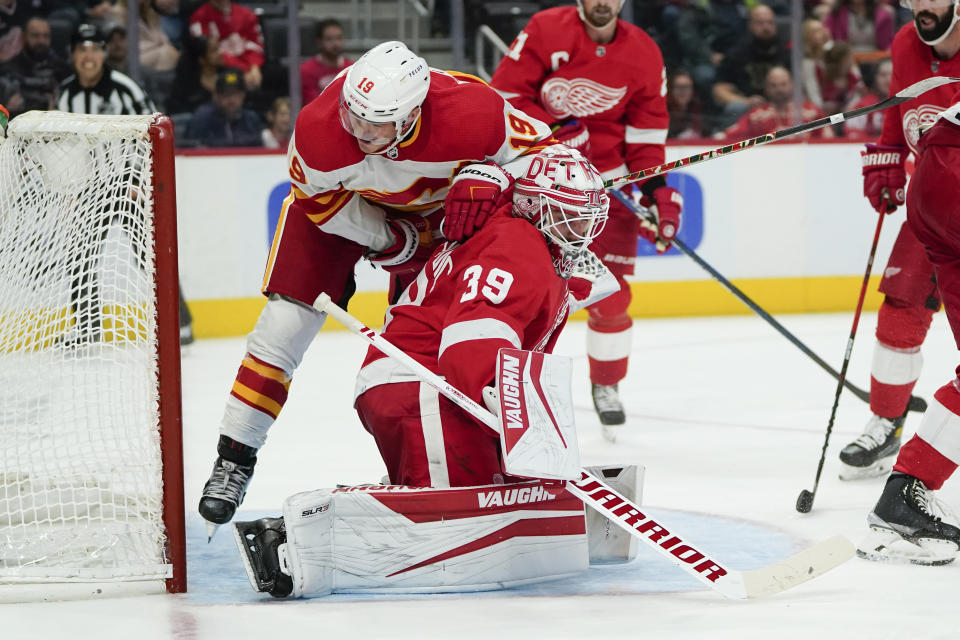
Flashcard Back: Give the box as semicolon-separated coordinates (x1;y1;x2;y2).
441;162;514;242
368;214;434;275
551;119;590;154
638;185;683;254
861;143;907;214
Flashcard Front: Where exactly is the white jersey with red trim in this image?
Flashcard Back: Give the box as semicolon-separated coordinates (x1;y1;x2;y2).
489;6;668;178
880;23;960;154
355;213;570;403
286;70;554;251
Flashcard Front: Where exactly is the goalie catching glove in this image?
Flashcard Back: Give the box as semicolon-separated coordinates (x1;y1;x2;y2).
861;143;906;214
441;161;514;242
367;213;434;275
630;177;683;254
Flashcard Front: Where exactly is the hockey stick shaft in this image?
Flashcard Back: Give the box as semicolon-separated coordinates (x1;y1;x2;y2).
805;213;886;506
602;76;960;190
314;293;854;598
610;190;927;414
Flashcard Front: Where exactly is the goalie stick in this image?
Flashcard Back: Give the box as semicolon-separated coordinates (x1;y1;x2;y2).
602;75;960;191
609;189;928;414
313;293;855;599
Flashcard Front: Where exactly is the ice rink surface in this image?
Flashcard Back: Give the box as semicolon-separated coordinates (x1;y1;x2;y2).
5;311;960;639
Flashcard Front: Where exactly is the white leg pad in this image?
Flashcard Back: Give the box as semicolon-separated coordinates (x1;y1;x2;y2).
584;464;644;564
280;481;589;597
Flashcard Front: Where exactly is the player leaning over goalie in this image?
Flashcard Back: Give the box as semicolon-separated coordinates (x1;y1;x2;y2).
234;145;627;597
197;41;566;535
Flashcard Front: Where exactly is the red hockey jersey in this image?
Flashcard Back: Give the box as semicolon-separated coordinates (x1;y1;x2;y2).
722;101;827;140
355;212;569;404
189;2;265;72
490;6;668;178
880;23;960;154
287;70;553;251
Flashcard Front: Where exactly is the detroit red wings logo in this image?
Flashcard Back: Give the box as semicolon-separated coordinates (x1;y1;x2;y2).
540;77;627;120
902;104;942;153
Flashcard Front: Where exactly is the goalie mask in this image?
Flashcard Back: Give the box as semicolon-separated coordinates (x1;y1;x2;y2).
513;145;609;278
901;0;960;45
339;41;430;155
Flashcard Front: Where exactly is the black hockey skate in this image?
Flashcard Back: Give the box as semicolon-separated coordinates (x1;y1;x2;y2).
199;437;257;540
857;473;960;566
234;517;293;598
838;412;904;480
592;384;625;440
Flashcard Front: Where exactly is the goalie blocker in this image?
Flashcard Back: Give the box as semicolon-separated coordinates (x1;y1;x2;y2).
234;465;642;597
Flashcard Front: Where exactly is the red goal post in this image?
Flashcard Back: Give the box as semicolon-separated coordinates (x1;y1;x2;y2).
0;112;186;600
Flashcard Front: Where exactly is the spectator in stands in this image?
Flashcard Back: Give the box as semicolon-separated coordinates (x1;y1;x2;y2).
300;18;351;106
86;0;123;26
188;0;264;91
1;16;71;115
104;21;125;71
824;0;895;55
166;32;220;114
801;18;831;104
185;65;261;147
154;0;185;50
709;0;748;58
720;65;833;140
0;0;26;63
712;4;790;129
667;69;704;139
131;0;180;111
0;68;21;114
810;40;866;116
844;56;891;139
260;95;289;149
658;0;721;102
138;0;179;72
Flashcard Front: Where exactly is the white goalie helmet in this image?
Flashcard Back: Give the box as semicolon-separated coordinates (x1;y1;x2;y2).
339;41;430;155
513;145;610;278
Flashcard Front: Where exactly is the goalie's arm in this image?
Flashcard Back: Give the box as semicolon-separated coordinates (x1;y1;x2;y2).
437;246;552;412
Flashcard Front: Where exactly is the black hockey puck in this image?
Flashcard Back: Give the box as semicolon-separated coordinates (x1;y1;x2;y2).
796;490;814;513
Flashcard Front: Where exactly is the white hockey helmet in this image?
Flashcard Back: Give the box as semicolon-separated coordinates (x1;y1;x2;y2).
576;0;627;29
339;41;430;154
901;0;959;45
513;145;609;277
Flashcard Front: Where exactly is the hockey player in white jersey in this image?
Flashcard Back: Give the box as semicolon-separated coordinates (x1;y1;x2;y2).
197;41;556;537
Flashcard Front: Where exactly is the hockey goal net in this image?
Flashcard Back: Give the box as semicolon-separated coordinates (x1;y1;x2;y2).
0;112;185;600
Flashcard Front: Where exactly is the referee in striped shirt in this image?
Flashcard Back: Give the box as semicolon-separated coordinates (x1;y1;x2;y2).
57;23;155;115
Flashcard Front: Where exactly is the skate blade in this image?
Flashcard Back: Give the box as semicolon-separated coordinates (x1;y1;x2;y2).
838;458;893;481
601;424;619;443
856;525;958;566
232;521;266;591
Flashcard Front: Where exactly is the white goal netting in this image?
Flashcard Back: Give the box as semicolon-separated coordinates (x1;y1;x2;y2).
0;112;173;590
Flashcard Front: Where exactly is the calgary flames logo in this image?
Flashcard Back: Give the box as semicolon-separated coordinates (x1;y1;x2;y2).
902;104;942;154
540;77;627;120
